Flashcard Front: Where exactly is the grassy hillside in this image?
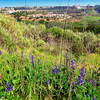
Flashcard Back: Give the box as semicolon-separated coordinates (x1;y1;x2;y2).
0;14;100;59
0;14;46;54
0;14;100;100
0;14;29;50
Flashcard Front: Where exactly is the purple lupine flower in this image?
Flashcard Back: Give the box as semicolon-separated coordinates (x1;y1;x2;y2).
52;67;59;74
70;60;75;69
70;60;75;66
78;75;84;85
85;91;89;97
92;97;96;100
80;67;85;77
5;83;13;92
65;54;69;62
92;80;96;86
66;54;68;59
86;80;90;82
46;80;50;85
31;55;34;65
38;59;40;64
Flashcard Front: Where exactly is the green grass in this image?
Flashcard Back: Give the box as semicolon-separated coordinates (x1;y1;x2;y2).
0;53;99;100
82;16;100;22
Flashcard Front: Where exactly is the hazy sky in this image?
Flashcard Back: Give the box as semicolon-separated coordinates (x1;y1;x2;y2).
0;0;99;7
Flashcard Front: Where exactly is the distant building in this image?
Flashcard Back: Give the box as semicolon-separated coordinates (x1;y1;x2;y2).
73;5;81;9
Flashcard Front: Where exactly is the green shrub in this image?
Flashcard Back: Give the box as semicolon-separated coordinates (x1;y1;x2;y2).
47;27;64;38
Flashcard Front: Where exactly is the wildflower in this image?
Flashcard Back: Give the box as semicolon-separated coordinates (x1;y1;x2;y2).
80;67;85;77
92;97;96;100
85;91;89;97
5;83;13;92
70;60;76;69
70;60;75;66
38;59;40;64
31;55;34;65
86;80;90;82
66;54;68;60
46;80;50;85
78;75;84;85
92;80;96;86
52;67;59;74
65;54;69;62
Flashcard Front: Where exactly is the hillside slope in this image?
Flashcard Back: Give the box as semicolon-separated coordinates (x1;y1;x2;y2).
0;14;46;54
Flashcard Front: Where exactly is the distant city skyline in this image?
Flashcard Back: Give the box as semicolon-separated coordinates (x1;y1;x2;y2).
0;0;99;7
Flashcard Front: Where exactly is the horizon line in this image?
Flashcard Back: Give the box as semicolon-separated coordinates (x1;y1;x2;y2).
1;4;99;8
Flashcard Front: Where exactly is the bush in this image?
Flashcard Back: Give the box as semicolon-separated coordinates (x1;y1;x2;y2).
81;32;97;53
47;27;64;38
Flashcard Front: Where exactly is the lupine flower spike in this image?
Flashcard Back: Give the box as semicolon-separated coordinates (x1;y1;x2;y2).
5;83;13;92
70;60;75;66
31;55;34;65
86;80;90;82
52;67;59;74
65;54;69;62
78;75;84;85
92;80;96;86
38;59;40;64
85;91;89;97
80;67;85;77
70;60;75;69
